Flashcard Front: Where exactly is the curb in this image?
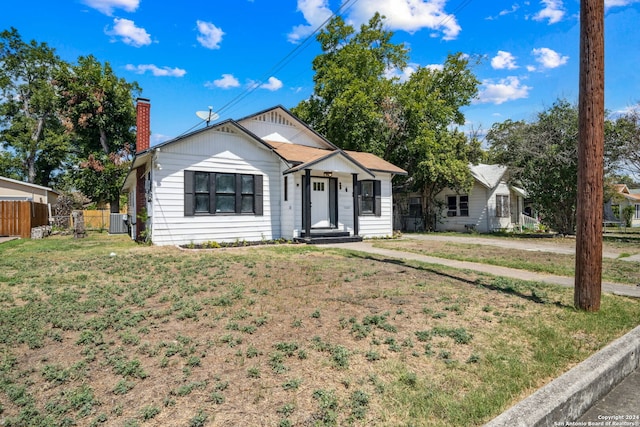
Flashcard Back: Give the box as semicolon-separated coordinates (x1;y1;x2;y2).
484;324;640;427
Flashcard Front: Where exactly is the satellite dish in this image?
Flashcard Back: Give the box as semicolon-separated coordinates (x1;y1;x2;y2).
195;106;219;126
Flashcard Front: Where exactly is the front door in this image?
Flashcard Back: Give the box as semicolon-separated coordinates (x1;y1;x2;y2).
311;178;330;228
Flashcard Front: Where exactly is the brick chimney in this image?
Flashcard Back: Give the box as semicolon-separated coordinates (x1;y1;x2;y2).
136;98;151;153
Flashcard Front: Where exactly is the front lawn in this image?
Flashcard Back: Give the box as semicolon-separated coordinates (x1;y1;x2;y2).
0;233;638;426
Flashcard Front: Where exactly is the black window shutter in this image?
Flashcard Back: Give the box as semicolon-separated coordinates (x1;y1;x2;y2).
209;173;216;214
254;175;263;216
184;170;194;216
357;181;362;214
374;180;382;217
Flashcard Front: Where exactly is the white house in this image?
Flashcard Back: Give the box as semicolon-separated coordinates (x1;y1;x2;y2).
395;164;536;233
435;164;533;233
611;184;640;227
122;100;406;246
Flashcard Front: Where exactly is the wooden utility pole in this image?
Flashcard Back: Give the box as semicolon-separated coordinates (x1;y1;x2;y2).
575;0;605;311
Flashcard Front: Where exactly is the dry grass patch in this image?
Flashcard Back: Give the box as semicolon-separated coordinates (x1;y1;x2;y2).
373;237;640;285
0;234;639;426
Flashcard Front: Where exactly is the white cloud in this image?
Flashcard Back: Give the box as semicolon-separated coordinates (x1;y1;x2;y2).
476;76;531;104
289;0;462;43
491;51;519;70
500;4;520;16
125;64;186;77
106;18;151;47
385;64;418;82
605;0;640;7
348;0;461;40
205;74;241;89
259;77;283;91
531;47;568;69
82;0;139;15
196;20;225;49
287;0;333;44
533;0;565;24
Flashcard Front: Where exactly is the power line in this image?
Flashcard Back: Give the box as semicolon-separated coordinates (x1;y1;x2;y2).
214;0;361;117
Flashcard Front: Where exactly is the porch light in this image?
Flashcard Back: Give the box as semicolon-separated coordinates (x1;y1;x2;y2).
323;171;332;177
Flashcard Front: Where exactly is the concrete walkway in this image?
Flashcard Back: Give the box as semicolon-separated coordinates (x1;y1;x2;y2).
325;238;640;298
403;233;640;263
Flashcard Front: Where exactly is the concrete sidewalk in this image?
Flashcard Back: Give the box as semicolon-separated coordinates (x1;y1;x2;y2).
325;240;640;298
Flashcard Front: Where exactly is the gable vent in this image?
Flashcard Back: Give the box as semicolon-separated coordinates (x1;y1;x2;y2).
215;125;236;134
254;111;294;127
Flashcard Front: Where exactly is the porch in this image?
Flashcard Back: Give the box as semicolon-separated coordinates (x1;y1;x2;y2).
294;229;363;245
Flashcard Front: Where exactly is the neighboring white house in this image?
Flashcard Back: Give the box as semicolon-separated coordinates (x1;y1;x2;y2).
395;164;535;233
611;184;640;227
122;101;406;246
435;164;534;233
0;176;59;205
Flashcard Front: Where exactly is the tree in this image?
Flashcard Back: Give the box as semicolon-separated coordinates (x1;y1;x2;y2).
57;55;140;212
609;105;640;179
293;13;408;156
293;14;481;229
394;54;481;225
0;27;69;185
487;100;580;234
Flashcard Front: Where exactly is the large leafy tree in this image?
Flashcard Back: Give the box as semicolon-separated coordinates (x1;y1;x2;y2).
486;98;623;234
394;54;481;225
609;105;640;180
57;55;140;212
293;14;480;229
293;13;408;156
0;27;70;185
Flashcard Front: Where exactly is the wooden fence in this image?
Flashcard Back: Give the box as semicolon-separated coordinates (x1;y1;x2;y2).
0;201;49;238
74;210;111;230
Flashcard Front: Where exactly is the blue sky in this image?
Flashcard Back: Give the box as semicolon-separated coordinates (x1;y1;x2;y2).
3;0;639;146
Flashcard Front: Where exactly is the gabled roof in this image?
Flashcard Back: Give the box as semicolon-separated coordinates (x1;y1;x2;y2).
470;164;508;189
0;176;58;194
123;105;407;191
614;184;640;202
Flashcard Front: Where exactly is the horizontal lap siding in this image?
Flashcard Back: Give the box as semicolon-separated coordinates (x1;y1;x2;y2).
436;183;488;232
359;176;393;238
150;131;281;246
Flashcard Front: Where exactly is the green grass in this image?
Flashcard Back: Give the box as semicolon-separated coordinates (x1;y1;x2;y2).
1;233;639;426
374;237;640;285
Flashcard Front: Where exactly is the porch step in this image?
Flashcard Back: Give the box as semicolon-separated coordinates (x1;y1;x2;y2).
295;231;363;245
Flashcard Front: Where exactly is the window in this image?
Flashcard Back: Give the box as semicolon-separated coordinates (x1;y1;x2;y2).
184;171;263;216
459;195;469;217
446;195;469;217
358;180;381;216
447;196;457;217
496;194;510;217
409;197;422;218
635;204;640;220
284;176;288;202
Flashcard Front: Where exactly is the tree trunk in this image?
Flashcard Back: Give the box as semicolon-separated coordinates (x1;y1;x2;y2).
575;0;604;311
27;117;45;184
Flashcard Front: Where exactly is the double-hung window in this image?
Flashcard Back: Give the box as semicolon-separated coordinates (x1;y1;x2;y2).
496;194;510;217
185;171;263;216
446;195;469;217
358;180;381;216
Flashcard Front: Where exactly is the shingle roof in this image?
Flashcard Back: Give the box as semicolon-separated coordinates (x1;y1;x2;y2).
470;164;507;188
264;141;407;175
345;151;407;175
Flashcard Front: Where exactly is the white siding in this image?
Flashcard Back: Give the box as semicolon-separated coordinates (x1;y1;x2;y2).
435;180;515;233
435;182;489;232
359;174;394;238
240;112;331;149
149;128;281;246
